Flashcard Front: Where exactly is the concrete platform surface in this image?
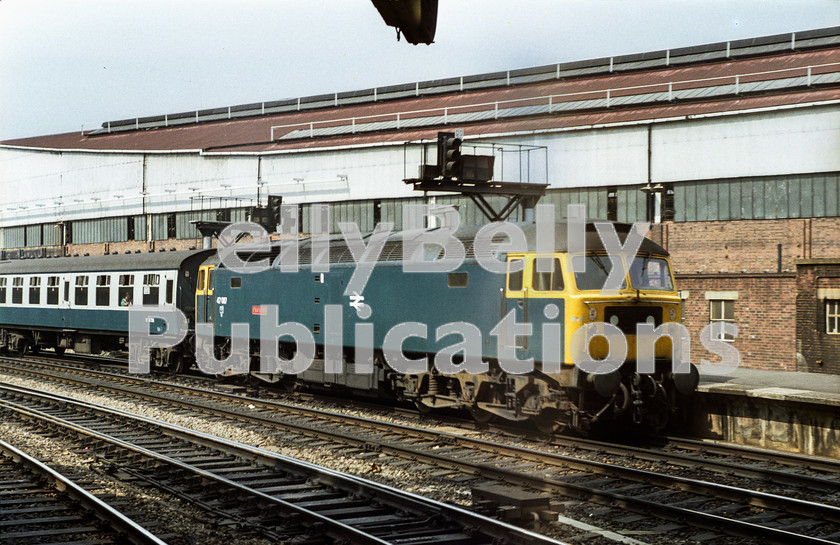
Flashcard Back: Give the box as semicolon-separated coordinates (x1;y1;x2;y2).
699;367;840;406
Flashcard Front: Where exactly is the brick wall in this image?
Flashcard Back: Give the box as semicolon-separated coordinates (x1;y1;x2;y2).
677;274;797;371
651;217;840;274
796;261;840;374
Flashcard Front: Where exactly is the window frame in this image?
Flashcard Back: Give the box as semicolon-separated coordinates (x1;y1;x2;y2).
75;276;90;306
95;274;111;307
709;299;735;342
827;299;840;335
46;276;60;305
530;257;564;293
29;276;42;305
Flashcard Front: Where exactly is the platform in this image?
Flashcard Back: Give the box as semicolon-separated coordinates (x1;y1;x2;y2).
686;367;840;459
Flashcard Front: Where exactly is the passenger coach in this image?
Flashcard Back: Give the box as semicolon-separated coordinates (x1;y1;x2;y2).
0;250;211;365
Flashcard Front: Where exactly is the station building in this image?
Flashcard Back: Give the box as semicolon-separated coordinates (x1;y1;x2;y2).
2;27;839;373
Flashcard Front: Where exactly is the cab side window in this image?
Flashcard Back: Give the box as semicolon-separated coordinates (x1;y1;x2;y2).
507;258;525;292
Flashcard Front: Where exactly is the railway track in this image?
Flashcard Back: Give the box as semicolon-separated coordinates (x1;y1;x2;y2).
0;437;166;545
3;355;840;544
0;378;564;545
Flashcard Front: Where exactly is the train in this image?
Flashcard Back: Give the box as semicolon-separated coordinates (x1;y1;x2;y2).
0;220;698;434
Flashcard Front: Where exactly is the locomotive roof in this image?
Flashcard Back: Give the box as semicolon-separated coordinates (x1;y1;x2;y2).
0;249;215;275
223;221;668;268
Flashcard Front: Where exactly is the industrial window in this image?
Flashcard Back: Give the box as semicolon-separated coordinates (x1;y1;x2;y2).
12;277;23;304
119;274;134;306
230;277;242;289
709;299;735;341
29;277;42;304
662;183;675;222
447;272;468;288
127;217;135;241
607;187;618;221
75;276;89;306
0;277;7;303
532;258;564;292
96;275;111;307
46;276;60;305
166;214;176;239
827;300;840;334
143;273;160;305
507;258;525;292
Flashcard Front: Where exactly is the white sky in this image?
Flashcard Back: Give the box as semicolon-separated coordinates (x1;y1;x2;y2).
1;0;838;140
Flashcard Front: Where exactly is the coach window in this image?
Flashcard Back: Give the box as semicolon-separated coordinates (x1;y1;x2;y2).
75;276;89;306
96;275;110;307
531;258;564;292
46;276;60;305
143;273;160;305
827;300;840;334
0;278;7;303
29;277;42;304
12;277;24;304
118;275;134;305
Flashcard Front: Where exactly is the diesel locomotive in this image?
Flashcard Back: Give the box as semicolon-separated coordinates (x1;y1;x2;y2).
0;220;698;433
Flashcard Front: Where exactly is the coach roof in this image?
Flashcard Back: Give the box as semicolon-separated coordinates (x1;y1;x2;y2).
0;249;214;275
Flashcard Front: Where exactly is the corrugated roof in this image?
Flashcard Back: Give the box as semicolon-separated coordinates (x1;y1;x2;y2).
2;32;839;153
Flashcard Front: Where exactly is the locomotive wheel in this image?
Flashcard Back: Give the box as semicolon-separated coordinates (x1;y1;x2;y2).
469;404;494;423
17;340;29;355
532;408;566;435
54;347;65;357
167;352;186;375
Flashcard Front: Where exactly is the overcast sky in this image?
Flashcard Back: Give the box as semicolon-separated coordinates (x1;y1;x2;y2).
1;0;838;141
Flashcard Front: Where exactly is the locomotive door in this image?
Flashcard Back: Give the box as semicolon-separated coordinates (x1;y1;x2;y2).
195;265;215;325
504;255;529;360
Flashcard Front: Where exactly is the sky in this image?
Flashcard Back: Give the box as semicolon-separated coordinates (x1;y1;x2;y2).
1;0;839;141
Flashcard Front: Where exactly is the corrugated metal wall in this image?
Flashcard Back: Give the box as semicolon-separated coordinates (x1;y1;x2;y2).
675;172;840;222
73;217;128;244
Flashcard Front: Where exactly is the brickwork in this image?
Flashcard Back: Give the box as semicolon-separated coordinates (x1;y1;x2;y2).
651;218;840;275
660;217;840;373
677;274;797;371
796;261;840;374
65;239;208;256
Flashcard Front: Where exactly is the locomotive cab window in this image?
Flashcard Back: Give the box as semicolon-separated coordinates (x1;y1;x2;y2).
12;277;24;304
0;277;7;303
143;274;160;305
118;274;134;306
507;258;525;293
29;277;42;304
46;276;59;305
573;254;626;291
197;269;206;292
96;275;110;307
629;256;673;291
75;276;89;306
531;258;564;292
